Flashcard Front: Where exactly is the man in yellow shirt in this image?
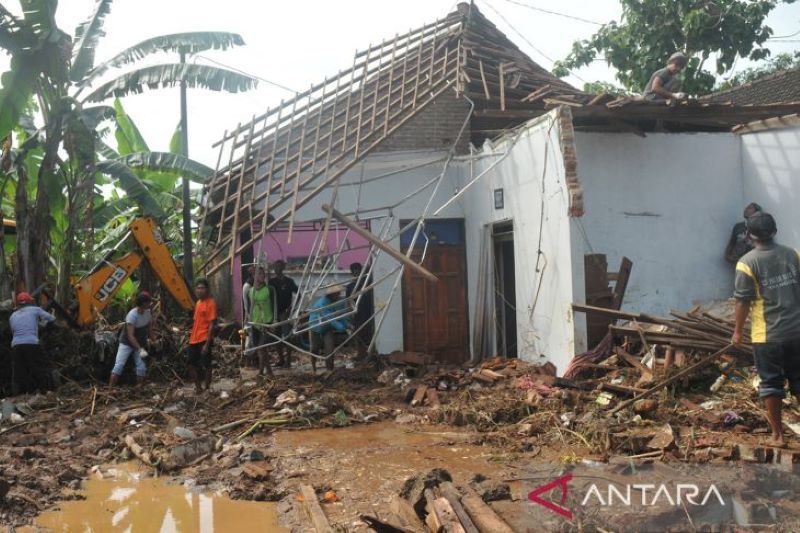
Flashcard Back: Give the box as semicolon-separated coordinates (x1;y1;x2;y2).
733;213;800;448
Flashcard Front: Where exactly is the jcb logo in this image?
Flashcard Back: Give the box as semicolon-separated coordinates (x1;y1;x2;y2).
95;266;127;301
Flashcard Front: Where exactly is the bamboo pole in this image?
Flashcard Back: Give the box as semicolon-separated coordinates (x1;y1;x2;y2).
202;62;458;274
229;118;256;271
608;344;735;415
322;204;438;282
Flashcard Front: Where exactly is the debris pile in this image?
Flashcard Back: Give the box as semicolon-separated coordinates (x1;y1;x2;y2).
359;469;514;533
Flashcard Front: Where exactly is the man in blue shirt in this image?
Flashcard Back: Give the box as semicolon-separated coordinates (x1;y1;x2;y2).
9;292;56;394
309;285;349;371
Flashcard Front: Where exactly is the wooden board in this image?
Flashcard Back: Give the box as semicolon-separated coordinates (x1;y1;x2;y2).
300;485;333;533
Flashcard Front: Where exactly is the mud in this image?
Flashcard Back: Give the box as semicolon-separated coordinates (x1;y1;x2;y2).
25;462;286;532
269;422;516;530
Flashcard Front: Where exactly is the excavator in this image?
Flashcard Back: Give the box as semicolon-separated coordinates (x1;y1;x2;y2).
66;217;194;326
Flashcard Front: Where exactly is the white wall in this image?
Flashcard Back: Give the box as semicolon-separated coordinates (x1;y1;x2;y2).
462;111;577;371
742;126;800;247
573;132;743;343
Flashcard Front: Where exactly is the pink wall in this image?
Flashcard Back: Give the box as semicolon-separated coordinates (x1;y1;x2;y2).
232;222;371;323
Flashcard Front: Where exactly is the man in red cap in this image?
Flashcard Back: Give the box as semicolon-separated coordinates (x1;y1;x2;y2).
9;292;56;394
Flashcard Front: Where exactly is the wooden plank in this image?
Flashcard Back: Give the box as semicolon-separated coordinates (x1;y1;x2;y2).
389;495;427;532
439;483;480;533
498;62;505;111
424;489;442;531
411;385;429;406
432;497;466;533
608;344;735;415
300;485;333;533
425;388;441;409
478;60;490;100
460;486;514;533
522;84;552;103
588;92;611;105
615;348;652;376
322;204;439;283
543;97;584;107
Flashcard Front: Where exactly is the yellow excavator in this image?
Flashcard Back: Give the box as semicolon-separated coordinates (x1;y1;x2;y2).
69;217;194;326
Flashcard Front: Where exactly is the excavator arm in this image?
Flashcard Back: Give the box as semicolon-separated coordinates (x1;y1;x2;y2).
73;217;194;327
129;217;194;312
75;251;143;326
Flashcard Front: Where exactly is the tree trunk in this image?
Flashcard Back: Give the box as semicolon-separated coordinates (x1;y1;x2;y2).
57;189;79;305
0;210;13;301
14;162;32;292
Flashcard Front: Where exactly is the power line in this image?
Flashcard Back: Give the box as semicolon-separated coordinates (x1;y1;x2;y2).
498;0;603;26
479;0;588;83
771;28;800;39
194;54;299;94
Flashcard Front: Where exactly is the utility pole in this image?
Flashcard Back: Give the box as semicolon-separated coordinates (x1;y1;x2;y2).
180;51;193;286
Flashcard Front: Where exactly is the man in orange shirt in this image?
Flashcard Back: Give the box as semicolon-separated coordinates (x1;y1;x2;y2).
188;278;218;393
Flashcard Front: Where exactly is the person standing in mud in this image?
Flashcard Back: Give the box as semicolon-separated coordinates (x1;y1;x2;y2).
9;292;56;394
109;291;153;388
346;262;374;360
733;213;800;448
269;260;298;368
187;278;218;393
309;285;350;371
250;266;275;376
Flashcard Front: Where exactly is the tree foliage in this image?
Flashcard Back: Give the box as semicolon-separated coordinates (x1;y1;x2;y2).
553;0;795;95
0;0;255;299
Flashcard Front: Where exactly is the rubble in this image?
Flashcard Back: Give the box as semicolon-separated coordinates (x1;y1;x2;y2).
4;298;800;529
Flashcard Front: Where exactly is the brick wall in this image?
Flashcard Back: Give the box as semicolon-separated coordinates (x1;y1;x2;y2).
375;91;472;154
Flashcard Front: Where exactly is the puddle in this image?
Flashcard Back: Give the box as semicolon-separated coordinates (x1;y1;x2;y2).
271;422;500;530
29;463;287;532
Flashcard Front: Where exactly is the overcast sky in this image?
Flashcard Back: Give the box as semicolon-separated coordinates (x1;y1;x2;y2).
5;0;800;165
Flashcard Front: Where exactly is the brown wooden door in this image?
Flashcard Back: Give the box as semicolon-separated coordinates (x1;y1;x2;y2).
402;224;469;363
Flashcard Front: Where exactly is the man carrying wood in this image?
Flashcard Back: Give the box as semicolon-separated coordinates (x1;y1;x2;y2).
732;213;800;448
643;52;687;101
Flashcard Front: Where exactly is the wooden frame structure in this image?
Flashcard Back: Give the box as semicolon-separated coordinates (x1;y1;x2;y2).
199;3;587;275
199;2;800;275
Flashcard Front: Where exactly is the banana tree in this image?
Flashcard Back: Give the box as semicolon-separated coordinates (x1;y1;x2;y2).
0;0;256;300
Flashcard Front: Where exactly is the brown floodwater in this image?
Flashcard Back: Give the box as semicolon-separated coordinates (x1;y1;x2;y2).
28;463;287;532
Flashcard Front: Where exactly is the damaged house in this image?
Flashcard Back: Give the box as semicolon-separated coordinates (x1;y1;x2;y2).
199;3;800;373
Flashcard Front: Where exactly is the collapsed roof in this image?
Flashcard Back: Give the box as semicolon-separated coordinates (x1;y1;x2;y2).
199;2;586;275
200;2;800;275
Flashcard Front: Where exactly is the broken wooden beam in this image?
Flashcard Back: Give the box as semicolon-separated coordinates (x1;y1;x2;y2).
460;485;514;533
478;60;491;100
389;495;427;532
609;344;734;415
300;485;334;533
522;84;552;103
322;205;439;283
411;385;429;407
439;482;480;533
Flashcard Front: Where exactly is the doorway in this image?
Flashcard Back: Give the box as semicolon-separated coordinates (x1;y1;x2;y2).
493;222;517;358
400;219;470;363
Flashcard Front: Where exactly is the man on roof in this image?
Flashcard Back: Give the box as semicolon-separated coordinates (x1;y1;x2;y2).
643;52;688;101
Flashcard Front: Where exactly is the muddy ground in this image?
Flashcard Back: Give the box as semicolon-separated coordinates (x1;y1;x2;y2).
3;347;800;531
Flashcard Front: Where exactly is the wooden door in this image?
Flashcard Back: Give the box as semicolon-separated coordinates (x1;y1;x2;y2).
401;220;469;363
